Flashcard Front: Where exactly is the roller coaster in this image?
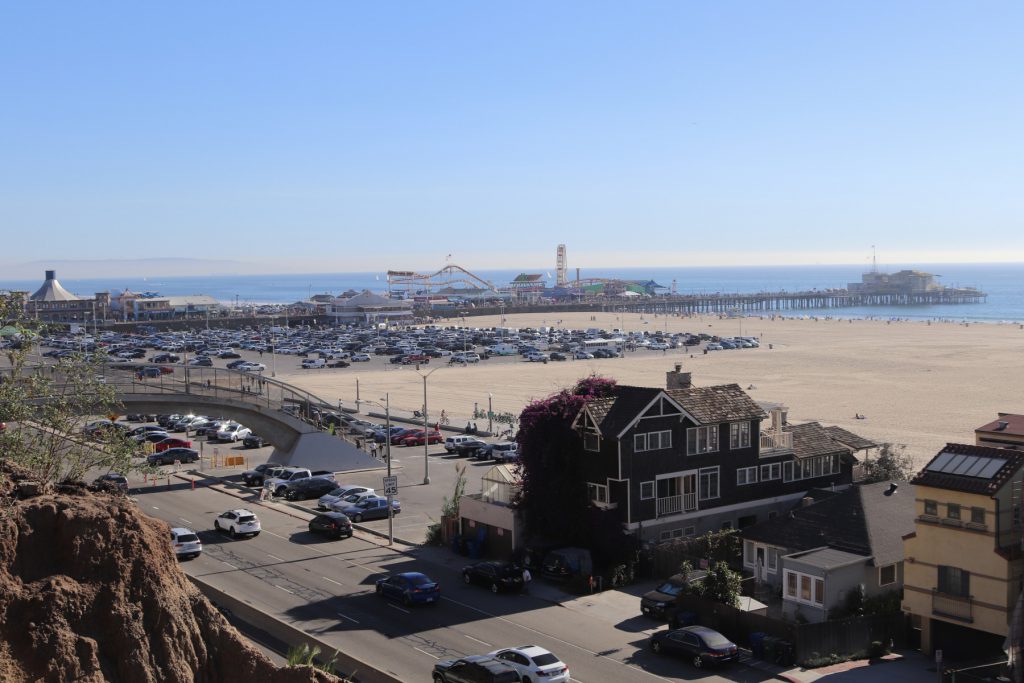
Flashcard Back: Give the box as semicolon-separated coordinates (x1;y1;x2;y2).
386;264;500;297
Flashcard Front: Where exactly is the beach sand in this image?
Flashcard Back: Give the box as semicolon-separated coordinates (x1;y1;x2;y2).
278;312;1024;469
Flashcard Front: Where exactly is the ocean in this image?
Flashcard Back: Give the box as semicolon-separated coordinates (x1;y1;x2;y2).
2;263;1022;323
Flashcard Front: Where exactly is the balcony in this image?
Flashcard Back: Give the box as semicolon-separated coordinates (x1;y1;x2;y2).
760;431;794;456
657;493;697;517
932;590;973;623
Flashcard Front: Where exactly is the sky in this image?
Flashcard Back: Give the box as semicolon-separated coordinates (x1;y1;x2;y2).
2;1;1022;275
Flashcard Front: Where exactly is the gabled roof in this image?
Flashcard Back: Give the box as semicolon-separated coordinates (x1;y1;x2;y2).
584;386;663;437
787;422;857;461
742;481;915;567
824;425;878;451
911;443;1024;496
666;384;765;424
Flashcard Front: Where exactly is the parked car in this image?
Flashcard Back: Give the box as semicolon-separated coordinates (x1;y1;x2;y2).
148;447;199;465
194;420;227;437
549;352;567;361
327;491;377;513
573;351;594;359
238;362;266;372
454;439;488;457
462;561;524;593
473;441;517;461
215;423;252;442
170;527;203;560
283;477;339;501
153;437;193;452
335;495;400;522
350;353;371;362
307;512;353;540
318;485;375;510
149;353;180;363
127;425;166;438
375;571;440;605
400;430;444;446
242;433;265;449
444;435;477;453
649;625;738;668
187;357;213;367
541;547;593;582
214;509;261;538
301;358;326;369
242;462;283;486
135;430;170;444
488;646;570;683
641;573;704;620
93;473;129;491
217;350;241;359
432;656;519;683
125;413;157;422
593;348;619;358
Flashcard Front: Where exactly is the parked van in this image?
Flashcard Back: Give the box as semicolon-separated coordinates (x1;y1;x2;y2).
301;358;326;369
487;343;518;356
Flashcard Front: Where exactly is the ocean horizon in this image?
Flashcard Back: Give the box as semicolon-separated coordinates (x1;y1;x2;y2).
2;262;1022;323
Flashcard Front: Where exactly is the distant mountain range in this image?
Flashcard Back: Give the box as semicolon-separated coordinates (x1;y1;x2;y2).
2;258;267;280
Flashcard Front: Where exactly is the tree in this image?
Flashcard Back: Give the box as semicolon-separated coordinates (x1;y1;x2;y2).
860;442;915;483
696;561;742;608
516;375;617;546
0;294;140;485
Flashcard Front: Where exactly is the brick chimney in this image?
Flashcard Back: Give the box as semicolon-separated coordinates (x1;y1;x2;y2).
666;364;692;390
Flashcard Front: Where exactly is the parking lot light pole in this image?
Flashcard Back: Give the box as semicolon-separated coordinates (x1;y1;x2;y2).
488;393;493;434
416;364;447;485
384;394;393;545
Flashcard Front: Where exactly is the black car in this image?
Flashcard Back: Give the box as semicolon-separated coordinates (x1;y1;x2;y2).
593;348;618;358
125;413;156;422
283;478;338;501
157;414;183;429
93;473;129;491
194;420;226;437
147;447;200;466
549;352;567;361
462;561;524;593
389;354;407;364
218;350;241;359
242;433;265;449
308;512;353;539
242;462;282;486
226;359;249;369
149;353;180;363
433;656;519;683
453;439;488;457
188;357;213;367
649;625;738;668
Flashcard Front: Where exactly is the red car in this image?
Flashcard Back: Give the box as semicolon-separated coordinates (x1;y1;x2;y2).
401;431;444;446
155;437;193;452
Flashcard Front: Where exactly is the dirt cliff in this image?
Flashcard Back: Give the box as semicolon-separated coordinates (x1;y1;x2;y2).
0;463;338;682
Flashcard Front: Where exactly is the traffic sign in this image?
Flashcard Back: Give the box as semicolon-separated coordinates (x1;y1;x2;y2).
383;475;399;496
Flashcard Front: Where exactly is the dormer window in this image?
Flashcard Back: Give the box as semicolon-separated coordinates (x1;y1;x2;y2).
583;432;600;452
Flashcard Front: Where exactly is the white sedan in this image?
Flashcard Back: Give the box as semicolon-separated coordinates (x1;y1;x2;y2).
488;646;570;683
350;353;371;362
574;351;595;360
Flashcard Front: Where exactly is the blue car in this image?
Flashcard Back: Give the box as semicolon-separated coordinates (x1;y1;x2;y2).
336;496;401;523
375;571;440;606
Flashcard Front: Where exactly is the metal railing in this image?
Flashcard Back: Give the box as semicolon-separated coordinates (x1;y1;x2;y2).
932;589;973;622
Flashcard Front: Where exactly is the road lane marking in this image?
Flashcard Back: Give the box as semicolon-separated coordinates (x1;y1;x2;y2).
336;612;359;624
275;585;294;595
387;604;410;614
180;518;191;524
221;561;238;569
263;530;289;540
464;635;491;647
413;647;440;659
323;577;344;586
267;554;284;561
151;506;159;510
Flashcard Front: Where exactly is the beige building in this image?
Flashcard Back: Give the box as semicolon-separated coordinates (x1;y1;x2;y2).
976;414;1024;452
902;443;1024;659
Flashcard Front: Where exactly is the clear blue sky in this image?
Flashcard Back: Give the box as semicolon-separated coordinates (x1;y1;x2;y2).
2;1;1022;275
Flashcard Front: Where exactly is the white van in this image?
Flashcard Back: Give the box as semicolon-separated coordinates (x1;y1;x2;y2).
487;343;518;356
301;358;326;369
444;435;476;453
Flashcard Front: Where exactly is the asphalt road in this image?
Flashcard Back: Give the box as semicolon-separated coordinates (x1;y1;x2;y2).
133;480;774;682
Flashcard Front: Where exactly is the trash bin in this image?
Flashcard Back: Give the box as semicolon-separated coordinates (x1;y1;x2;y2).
762;636;778;663
775;640;795;666
749;632;766;660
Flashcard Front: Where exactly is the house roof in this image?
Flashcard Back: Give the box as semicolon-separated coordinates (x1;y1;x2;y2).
666;384;766;424
787;422;858;462
586;386;663;436
824;425;878;451
976;414;1024;436
742;481;915;567
911;443;1024;496
787;547;869;570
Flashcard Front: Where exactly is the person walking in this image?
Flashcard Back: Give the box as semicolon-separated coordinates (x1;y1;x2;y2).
521;566;532;594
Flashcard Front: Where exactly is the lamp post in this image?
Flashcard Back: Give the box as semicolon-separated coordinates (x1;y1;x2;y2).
271;333;277;378
414;363;447;485
488;393;493;434
355;395;395;545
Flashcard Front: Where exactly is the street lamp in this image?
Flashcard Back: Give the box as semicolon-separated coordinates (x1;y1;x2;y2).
361;395;395;546
488;393;493;434
413;363;447;485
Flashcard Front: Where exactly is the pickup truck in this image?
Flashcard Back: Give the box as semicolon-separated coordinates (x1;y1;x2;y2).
264;467;337;496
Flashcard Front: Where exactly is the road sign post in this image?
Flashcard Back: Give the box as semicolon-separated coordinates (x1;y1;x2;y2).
383;475;398;496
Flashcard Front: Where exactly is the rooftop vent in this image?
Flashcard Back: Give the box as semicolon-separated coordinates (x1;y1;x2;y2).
997;421;1010;431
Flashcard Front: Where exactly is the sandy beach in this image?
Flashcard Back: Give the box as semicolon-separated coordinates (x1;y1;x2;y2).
274;312;1023;469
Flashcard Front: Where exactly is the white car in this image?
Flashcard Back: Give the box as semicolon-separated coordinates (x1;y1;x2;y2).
301;358;326;369
525;352;549;362
239;362;266;372
574;351;595;360
350;353;371;362
216;423;252;442
317;485;375;510
213;509;261;538
648;342;669;350
170;527;203;560
488;646;570;683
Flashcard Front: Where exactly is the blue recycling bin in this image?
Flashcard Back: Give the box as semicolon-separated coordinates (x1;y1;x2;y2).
749;632;766;659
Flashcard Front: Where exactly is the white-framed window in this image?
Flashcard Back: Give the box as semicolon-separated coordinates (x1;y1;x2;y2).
744;541;755;566
635;430;672;452
730;421;751;449
737;466;758;485
683;526;695;537
760;462;782;481
783;461;794;482
583;432;600;451
687;426;719;455
658;528;686;541
587;483;608;504
788;455;840;482
784;569;825;607
698;467;719;500
640;481;655;500
768;548;779;572
878;563;897;587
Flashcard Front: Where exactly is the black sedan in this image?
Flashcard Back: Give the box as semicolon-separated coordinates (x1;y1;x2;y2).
283;478;338;501
242;433;265;449
549;352;568;361
307;512;353;539
462;561;524;593
649;626;738;668
453;439;488;457
147;447;200;466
